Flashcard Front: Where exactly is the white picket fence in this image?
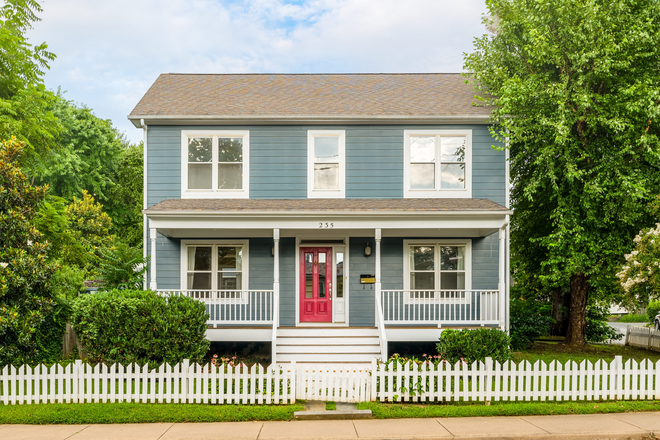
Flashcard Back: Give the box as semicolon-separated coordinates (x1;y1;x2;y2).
1;356;659;405
626;325;660;352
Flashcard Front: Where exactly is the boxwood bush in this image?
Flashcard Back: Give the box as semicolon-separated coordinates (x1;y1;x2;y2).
436;328;511;365
71;289;210;366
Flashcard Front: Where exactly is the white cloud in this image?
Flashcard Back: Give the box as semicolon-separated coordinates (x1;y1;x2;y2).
28;0;488;142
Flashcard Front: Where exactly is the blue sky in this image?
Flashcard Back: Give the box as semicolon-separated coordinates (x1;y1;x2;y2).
29;0;489;143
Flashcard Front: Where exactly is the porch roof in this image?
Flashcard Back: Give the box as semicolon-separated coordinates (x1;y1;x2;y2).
145;198;510;214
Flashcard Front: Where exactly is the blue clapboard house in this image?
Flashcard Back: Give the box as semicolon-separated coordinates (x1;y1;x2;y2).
129;73;511;363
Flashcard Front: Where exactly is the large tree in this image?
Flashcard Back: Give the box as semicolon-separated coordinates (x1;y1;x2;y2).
465;0;660;345
0;0;60;170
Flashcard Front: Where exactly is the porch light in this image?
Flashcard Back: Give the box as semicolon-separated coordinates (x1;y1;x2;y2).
364;242;372;257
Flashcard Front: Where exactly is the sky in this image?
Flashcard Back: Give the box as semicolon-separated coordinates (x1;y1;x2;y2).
28;0;489;144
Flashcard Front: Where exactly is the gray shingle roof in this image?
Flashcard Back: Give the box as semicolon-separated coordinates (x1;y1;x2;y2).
129;73;490;119
145;198;509;214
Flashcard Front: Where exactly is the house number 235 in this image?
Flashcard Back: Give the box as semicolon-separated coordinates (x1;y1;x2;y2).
319;222;334;228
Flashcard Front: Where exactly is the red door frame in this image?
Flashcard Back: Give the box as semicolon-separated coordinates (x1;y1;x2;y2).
299;247;333;322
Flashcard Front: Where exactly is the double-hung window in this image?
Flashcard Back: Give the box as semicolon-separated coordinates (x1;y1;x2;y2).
183;241;248;298
182;130;249;198
404;130;471;198
307;130;345;198
404;240;471;300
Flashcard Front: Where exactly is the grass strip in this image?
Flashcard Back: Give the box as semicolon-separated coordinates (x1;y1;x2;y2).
325;401;336;411
0;402;304;425
357;400;660;419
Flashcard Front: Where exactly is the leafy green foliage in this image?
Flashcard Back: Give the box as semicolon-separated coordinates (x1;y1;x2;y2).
106;142;143;247
71;289;210;366
646;300;660;324
0;1;61;168
585;305;622;343
616;219;660;308
49;264;85;300
35;93;125;203
0;138;61;366
509;297;554;350
465;0;660;344
98;242;148;290
436;328;511;364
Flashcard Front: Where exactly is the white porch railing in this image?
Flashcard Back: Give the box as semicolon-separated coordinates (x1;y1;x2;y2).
380;290;500;326
158;290;274;325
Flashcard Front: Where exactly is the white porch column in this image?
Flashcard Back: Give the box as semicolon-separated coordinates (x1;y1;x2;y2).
149;228;157;290
272;229;280;364
375;229;387;359
498;224;506;330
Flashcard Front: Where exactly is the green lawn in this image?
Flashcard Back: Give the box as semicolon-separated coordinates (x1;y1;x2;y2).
0;402;304;424
512;342;660;365
357;400;660;419
616;314;649;323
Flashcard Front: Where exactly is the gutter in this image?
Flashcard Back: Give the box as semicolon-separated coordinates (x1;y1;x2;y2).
141;119;148;290
143;209;513;217
127;114;492;128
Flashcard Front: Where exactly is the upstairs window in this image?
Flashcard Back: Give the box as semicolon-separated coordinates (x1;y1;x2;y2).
181;130;249;198
307;130;345;198
404;130;471;198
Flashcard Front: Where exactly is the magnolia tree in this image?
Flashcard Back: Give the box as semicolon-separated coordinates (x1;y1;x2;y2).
617;224;660;307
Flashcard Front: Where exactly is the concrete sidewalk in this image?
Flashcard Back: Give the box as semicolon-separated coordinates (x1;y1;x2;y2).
1;412;659;440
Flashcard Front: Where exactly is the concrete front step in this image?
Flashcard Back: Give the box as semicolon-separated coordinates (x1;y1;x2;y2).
276;344;380;354
276;353;379;363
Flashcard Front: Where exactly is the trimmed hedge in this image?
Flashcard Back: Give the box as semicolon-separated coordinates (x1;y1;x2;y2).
436;328;511;364
71;290;209;366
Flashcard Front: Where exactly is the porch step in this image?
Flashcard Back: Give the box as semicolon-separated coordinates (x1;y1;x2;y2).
275;327;381;363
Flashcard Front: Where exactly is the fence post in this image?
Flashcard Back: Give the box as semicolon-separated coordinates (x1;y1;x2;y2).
370;358;377;401
290;361;296;404
615;355;623;400
182;359;190;403
485;357;493;405
74;360;82;404
624;325;631;346
648;327;653;351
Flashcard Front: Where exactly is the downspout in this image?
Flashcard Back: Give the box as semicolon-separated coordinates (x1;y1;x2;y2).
142;119;148;290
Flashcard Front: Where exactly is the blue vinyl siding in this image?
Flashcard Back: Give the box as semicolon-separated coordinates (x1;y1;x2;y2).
146;124;505;206
146;232;180;290
349;237;376;327
279;238;296;327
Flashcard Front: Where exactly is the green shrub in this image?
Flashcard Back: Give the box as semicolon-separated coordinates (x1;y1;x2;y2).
509;297;554;350
586;305;622;342
647;300;660;324
33;296;70;364
71;289;210;366
98;242;149;290
436;328;511;365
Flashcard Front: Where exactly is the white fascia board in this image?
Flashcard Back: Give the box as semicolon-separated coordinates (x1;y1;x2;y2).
128;114;491;128
146;213;509;231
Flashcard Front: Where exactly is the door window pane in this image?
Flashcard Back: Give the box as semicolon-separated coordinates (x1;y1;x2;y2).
410;137;435;162
314;136;339;160
440;163;465;189
314;163;339;189
336;252;344;298
318;252;326;298
410;164;435;189
305;253;313;298
188;164;212;189
218;138;243;162
188;137;212;162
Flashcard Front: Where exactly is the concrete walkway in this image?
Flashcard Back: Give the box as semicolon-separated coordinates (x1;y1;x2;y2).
1;412;659;440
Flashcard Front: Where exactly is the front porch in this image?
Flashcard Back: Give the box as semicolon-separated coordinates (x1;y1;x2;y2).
145;198;511;363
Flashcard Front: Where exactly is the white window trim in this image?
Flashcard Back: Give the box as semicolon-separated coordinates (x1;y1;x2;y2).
403;239;472;302
403;129;472;198
180;239;249;302
307;130;346;199
181;130;250;199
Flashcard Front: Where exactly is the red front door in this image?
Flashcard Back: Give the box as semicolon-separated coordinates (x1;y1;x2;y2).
300;247;333;322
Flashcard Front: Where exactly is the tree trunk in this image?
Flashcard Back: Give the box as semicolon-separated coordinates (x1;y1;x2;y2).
551;289;565;335
564;273;588;346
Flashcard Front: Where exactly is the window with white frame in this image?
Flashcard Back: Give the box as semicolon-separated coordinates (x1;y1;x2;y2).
404;130;471;198
181;131;249;198
404;240;470;299
184;242;247;298
307;130;345;198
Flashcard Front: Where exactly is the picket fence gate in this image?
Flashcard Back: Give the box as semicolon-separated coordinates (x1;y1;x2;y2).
1;356;659;405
